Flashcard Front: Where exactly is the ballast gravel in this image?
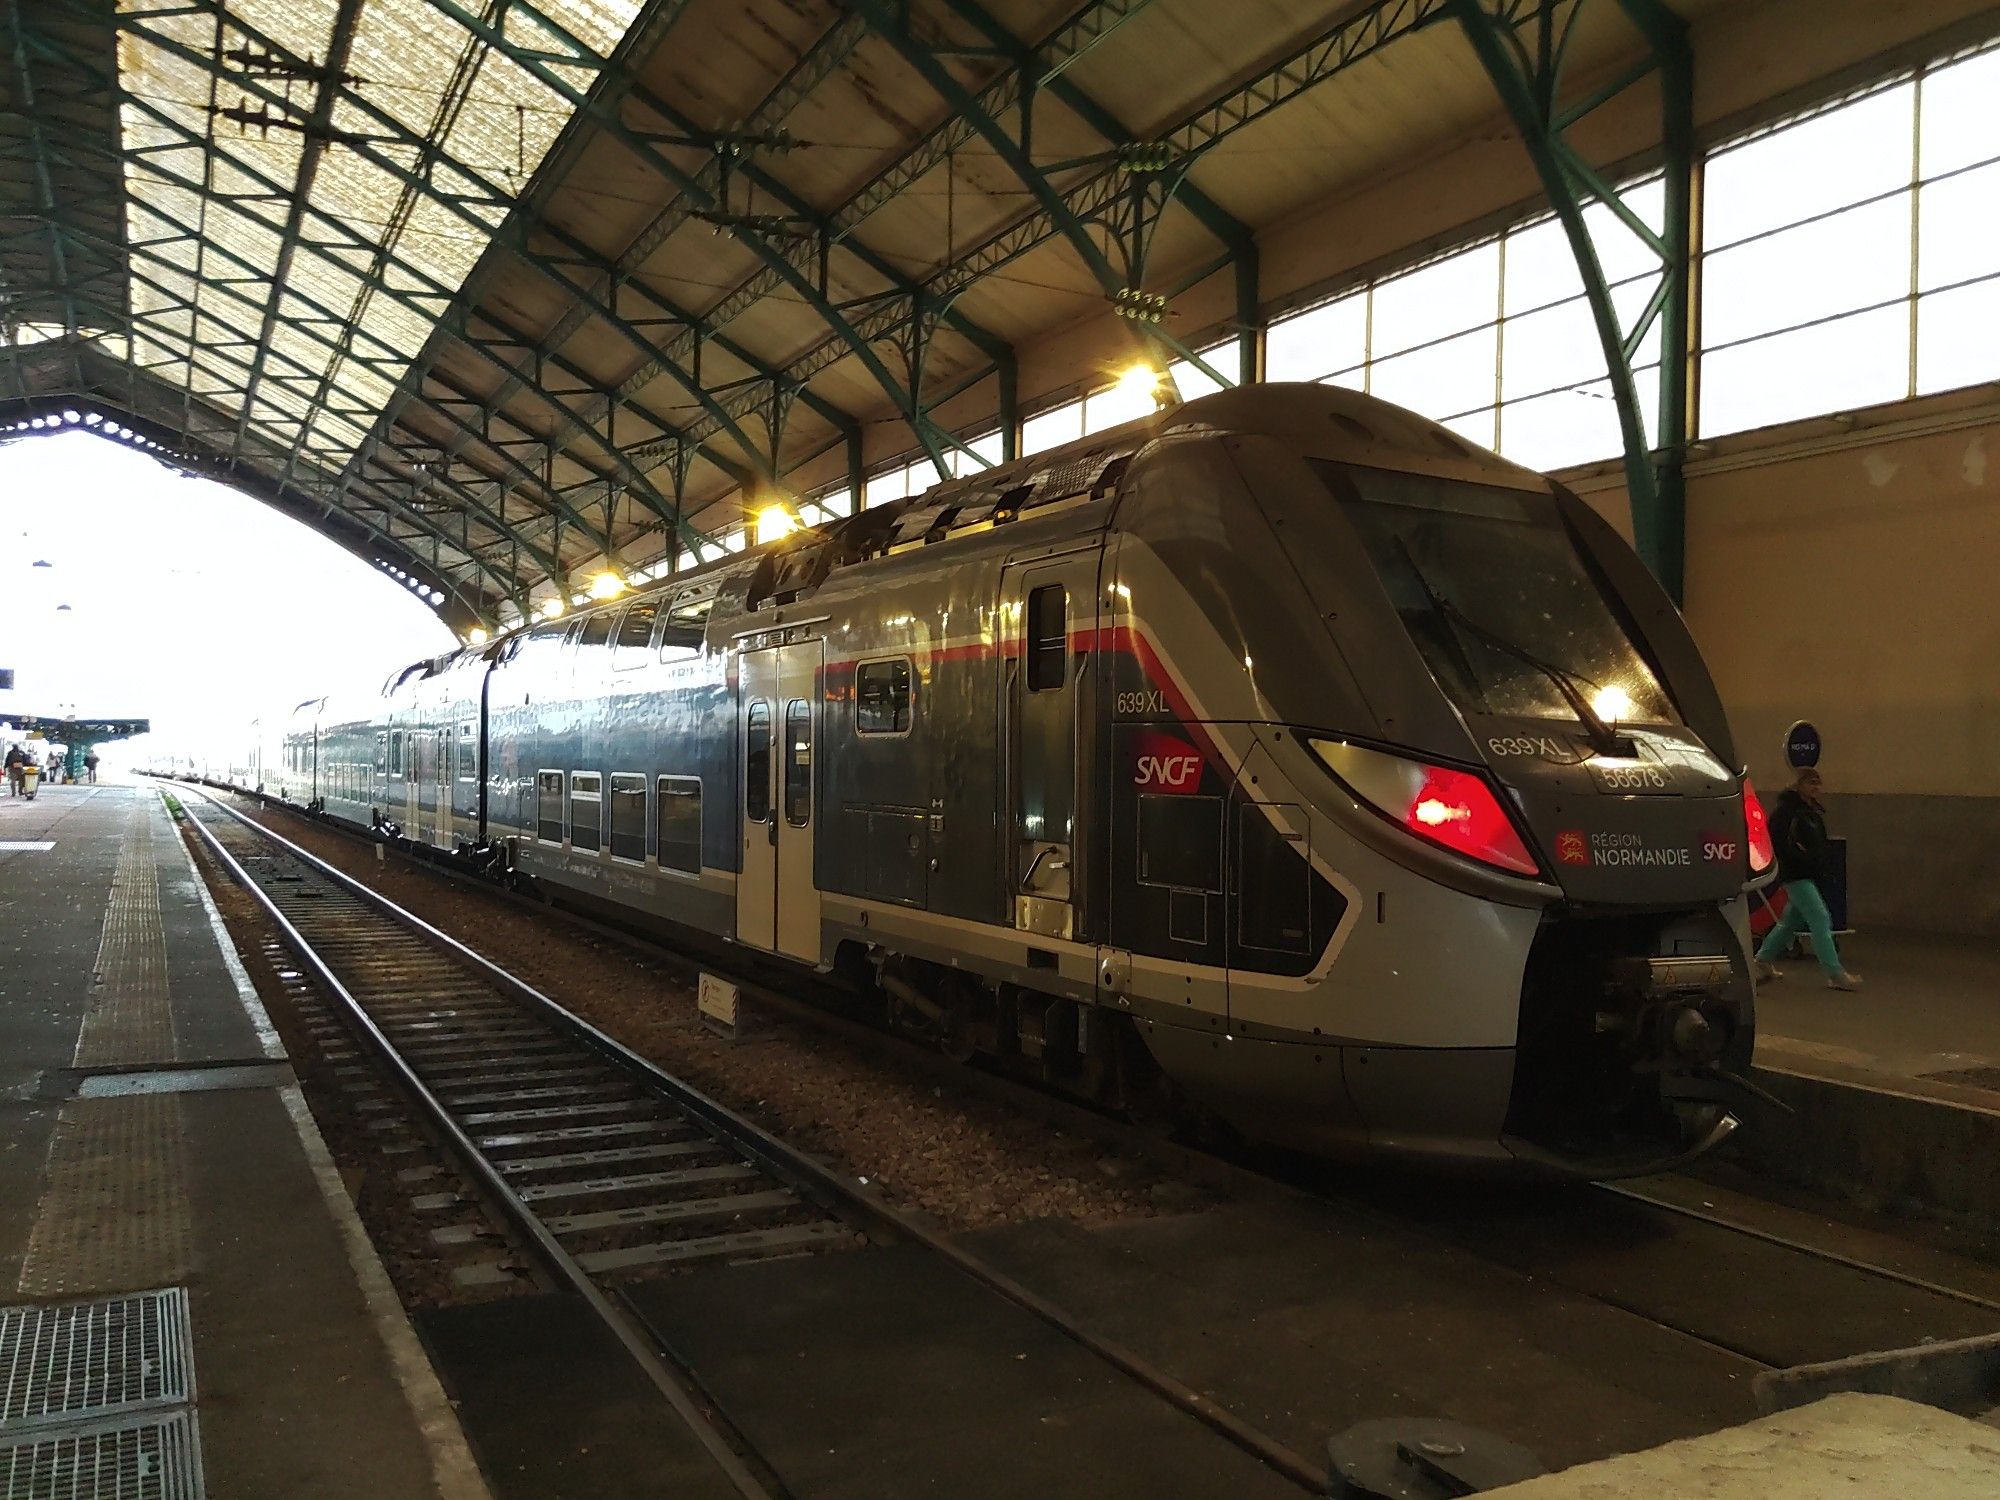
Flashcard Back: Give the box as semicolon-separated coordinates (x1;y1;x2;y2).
210;796;1190;1233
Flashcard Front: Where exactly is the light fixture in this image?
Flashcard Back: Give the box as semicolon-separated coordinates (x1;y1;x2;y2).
587;571;625;600
466;627;489;646
1589;684;1634;723
754;503;798;545
1115;363;1166;405
539;597;565;621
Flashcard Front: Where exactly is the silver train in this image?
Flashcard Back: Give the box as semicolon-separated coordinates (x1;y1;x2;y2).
194;385;1779;1176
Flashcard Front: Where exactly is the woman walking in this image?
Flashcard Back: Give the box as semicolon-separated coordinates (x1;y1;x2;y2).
1754;767;1863;991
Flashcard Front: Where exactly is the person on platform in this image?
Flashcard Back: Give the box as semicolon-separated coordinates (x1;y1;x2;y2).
84;750;100;784
1753;767;1862;991
46;752;63;787
4;744;23;796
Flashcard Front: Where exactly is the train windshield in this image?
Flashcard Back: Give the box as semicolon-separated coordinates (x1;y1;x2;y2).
1320;464;1675;726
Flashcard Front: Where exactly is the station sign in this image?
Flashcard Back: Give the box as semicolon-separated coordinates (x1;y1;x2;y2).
1785;720;1822;770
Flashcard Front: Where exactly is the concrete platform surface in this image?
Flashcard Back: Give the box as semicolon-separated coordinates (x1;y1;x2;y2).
0;785;483;1499
1485;1394;2000;1498
1755;930;2000;1100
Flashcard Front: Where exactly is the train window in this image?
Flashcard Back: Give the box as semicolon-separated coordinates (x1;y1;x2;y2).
614;600;660;662
609;773;646;861
579;612;616;649
456;721;476;780
389;730;404;776
855;658;912;734
1237;805;1311;954
657;776;702;873
536;770;564;843
1026;584;1067;692
375;732;386;774
1136;794;1224;893
659;591;715;659
745;701;772;822
571;772;603;853
784;700;812;826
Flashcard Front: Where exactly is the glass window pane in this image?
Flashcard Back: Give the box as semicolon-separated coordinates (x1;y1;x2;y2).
745;702;772;821
1917;278;2000;395
1084;376;1156;433
1499;383;1624;471
1369;241;1500;360
817;487;854;517
1503;215;1587;315
1267;293;1366;382
1501;294;1602;402
1027;584;1067;692
784;700;812;826
1920;46;2000;178
1701;306;1909;436
1705;82;1916;249
1168;338;1239;398
864;467;906;508
1702;193;1911;347
1577;177;1667;286
856;659;912;734
1442;408;1498;452
657;776;702;873
1366;323;1498;424
1021;399;1083;456
609;773;645;861
1918;160;2000;292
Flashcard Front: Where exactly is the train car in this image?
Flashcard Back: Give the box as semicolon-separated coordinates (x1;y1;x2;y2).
270;384;1775;1176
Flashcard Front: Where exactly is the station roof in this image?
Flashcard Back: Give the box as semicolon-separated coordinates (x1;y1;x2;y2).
0;0;1718;631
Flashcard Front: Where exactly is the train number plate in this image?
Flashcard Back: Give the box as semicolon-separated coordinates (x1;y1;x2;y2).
1587;758;1674;795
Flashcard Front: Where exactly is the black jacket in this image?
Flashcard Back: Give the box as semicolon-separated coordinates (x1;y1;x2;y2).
1768;788;1831;885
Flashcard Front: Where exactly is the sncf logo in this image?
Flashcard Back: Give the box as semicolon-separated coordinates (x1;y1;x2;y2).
1132;730;1203;794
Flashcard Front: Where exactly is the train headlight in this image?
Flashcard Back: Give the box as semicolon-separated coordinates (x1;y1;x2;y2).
1742;778;1775;876
1311;739;1541;877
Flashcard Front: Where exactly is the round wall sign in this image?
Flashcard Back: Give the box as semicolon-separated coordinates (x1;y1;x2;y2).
1785;720;1822;769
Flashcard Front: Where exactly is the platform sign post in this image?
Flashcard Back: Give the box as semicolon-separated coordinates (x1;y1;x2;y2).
1784;720;1821;770
698;972;742;1040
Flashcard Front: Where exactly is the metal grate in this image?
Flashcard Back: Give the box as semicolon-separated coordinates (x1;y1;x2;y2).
0;1291;193;1434
0;1411;205;1500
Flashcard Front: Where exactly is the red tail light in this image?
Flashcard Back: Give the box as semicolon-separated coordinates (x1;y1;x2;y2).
1743;778;1774;876
1311;740;1541;877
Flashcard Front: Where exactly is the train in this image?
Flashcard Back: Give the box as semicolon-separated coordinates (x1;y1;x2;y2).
176;383;1778;1177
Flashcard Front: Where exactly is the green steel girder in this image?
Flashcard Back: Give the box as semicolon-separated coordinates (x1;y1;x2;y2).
115;2;765;521
94;108;620;565
405;0;1007;477
698;0;1520;444
1452;0;1692;599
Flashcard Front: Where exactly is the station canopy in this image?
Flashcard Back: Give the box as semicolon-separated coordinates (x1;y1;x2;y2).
0;0;1714;631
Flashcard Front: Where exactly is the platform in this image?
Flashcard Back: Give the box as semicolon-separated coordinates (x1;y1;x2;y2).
0;784;484;1499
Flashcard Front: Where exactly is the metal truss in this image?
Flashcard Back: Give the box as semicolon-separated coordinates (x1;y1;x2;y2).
1453;0;1693;598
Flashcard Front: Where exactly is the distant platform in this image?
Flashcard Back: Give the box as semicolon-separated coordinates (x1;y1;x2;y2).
0;784;482;1498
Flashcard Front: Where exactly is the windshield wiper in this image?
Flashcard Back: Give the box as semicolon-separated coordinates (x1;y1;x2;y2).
1392;536;1630;758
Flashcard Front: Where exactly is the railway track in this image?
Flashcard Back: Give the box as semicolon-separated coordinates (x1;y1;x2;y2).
172;781;1330;1498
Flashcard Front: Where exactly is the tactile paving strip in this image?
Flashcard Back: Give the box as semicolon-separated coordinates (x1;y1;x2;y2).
0;1410;204;1500
15;1098;193;1300
0;1290;193;1433
74;803;178;1071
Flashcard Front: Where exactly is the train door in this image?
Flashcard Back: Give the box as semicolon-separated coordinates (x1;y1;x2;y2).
404;729;419;834
437;725;453;848
1000;549;1100;940
735;641;822;959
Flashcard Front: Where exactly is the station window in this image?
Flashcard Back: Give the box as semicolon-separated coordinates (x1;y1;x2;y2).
456;721;476;780
536;770;564;843
1237;806;1311;954
784;700;812;827
745;702;772;822
855;658;912;735
1137;794;1224;894
608;773;646;861
570;772;602;853
657;776;702;873
1026;584;1067;692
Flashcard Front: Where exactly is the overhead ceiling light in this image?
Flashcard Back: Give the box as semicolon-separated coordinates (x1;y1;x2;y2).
587;572;625;600
754;503;798;545
539;597;565;621
466;627;489;646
